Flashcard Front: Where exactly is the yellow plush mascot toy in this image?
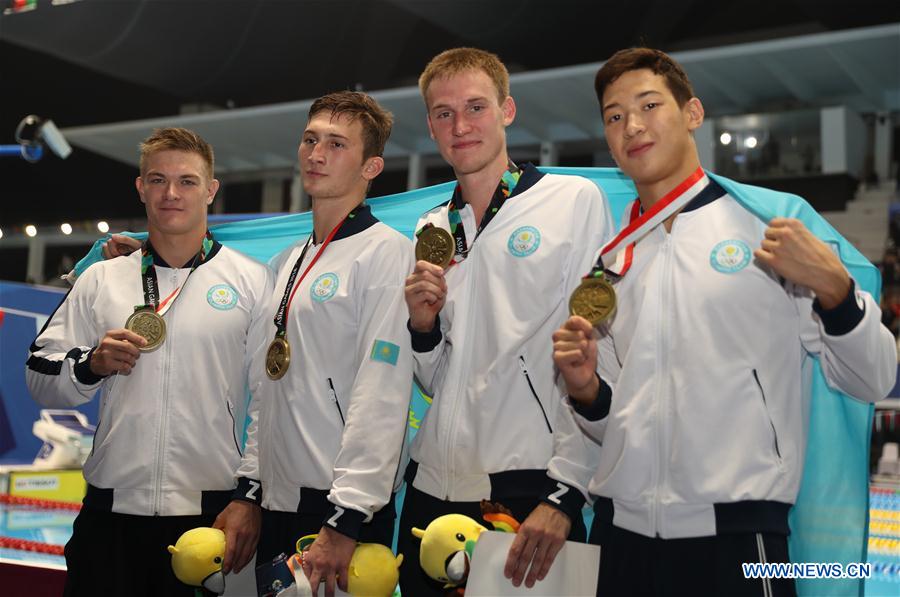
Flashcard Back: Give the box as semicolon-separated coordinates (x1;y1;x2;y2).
412;514;487;591
168;527;226;595
290;534;402;596
346;542;403;596
412;503;521;595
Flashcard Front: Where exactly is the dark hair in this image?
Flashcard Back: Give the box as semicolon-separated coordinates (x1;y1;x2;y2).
594;48;695;114
308;91;394;159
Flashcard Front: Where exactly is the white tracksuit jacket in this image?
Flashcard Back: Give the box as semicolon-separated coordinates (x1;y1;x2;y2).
409;165;615;511
550;178;897;539
26;243;272;516
240;206;414;538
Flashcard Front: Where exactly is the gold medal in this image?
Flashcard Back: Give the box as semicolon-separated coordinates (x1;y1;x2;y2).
265;336;291;380
125;309;166;351
415;226;455;269
569;277;617;326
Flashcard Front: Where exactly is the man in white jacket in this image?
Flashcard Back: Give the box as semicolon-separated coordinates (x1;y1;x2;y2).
245;91;413;597
400;47;614;595
509;47;897;595
26;128;271;596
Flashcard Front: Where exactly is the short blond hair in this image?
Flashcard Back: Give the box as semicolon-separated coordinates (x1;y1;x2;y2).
139;127;214;178
418;47;510;105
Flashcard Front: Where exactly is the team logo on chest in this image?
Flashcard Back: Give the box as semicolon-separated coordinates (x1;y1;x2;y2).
310;273;340;302
710;239;752;273
508;226;541;258
207;284;239;310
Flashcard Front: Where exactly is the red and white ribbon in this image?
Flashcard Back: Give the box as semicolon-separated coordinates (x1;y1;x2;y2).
600;167;709;276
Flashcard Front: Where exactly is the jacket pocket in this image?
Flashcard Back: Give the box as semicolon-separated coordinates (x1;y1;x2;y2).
519;356;552;433
89;393;109;459
752;369;782;463
327;378;345;425
226;399;243;457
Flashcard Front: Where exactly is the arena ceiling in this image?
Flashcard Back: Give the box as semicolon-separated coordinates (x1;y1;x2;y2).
1;0;898;227
54;24;900;177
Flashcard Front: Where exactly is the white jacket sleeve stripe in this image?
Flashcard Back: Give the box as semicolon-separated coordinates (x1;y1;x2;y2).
26;278;105;407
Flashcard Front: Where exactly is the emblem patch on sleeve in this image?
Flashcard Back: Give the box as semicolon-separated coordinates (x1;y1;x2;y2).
370;340;400;365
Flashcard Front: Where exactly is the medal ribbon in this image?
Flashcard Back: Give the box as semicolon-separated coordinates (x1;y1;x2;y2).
419;161;522;267
587;167;708;279
271;236;313;337
271;207;358;338
602;200;641;277
138;231;214;316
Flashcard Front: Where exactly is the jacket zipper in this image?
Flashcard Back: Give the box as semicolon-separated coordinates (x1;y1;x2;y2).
443;251;480;499
327;378;345;425
518;356;552;433
226;400;242;456
752;369;782;461
153;321;171;514
153;271;179;516
652;234;674;537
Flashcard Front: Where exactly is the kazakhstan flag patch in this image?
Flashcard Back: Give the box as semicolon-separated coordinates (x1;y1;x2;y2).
370;339;400;366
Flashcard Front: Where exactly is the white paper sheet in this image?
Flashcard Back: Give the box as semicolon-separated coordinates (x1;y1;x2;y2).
466;531;600;596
